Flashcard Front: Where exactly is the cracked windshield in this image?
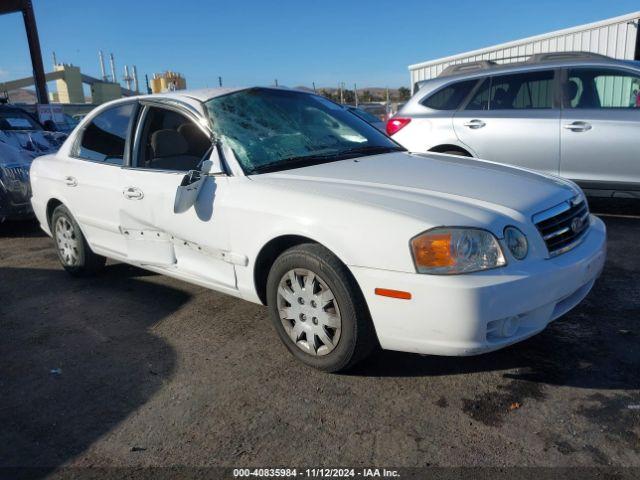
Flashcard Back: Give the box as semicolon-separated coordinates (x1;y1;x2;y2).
205;88;402;174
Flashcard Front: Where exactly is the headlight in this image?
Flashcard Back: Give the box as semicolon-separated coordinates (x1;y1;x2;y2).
504;226;528;260
411;227;506;274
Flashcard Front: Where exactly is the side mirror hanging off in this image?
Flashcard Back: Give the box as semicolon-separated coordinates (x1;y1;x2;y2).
174;169;204;214
173;142;225;214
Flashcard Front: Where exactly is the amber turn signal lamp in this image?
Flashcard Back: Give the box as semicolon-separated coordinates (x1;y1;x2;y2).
375;288;412;300
411;232;454;269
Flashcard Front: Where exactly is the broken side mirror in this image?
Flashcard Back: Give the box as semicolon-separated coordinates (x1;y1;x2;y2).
173;143;225;214
173;169;204;214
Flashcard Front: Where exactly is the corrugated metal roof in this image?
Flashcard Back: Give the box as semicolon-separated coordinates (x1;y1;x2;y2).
410;11;640;70
408;11;640;89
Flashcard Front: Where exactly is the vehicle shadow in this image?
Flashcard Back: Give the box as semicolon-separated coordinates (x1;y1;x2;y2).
589;197;640;217
0;219;46;238
351;213;640;392
0;264;187;474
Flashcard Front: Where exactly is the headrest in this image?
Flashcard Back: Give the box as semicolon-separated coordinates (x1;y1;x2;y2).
151;129;188;158
493;87;508;104
177;123;201;138
566;80;579;102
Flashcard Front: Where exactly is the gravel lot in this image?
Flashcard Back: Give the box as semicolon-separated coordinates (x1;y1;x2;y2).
1;198;638;474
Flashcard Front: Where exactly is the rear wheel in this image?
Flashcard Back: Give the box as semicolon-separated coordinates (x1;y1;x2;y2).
51;205;106;276
266;243;376;372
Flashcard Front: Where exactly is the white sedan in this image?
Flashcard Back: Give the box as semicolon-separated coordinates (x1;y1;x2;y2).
30;87;607;372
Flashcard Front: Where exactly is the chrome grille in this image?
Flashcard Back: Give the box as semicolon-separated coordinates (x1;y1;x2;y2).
534;197;590;257
1;166;31;198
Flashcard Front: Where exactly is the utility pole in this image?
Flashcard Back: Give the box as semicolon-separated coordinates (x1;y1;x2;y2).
354;83;358;107
218;76;223;87
312;81;316;93
386;87;390;117
339;82;344;104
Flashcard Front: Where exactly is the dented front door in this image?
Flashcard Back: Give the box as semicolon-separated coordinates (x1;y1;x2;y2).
118;168;237;289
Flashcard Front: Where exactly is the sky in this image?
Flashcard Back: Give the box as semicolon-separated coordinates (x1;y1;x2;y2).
0;0;638;91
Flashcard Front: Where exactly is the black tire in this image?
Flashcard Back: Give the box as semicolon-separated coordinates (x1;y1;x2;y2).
51;204;106;277
266;243;377;372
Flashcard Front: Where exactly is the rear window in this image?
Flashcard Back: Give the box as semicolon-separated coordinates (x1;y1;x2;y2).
349;107;381;124
422;80;477;110
0;109;42;131
358;105;386;119
76;103;136;165
466;70;554;110
565;68;640;109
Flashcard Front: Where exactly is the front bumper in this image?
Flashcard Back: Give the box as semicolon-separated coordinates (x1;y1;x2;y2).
350;215;606;356
0;184;33;221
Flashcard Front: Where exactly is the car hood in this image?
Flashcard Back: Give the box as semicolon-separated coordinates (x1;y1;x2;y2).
252;152;579;229
0;129;67;167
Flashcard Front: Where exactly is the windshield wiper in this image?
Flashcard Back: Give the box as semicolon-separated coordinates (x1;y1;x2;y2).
249;145;405;175
249;153;343;174
337;145;405;156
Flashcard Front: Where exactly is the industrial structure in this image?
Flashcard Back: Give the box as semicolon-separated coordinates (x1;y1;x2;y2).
0;0;48;104
150;71;187;93
1;58;139;106
0;1;147;107
409;11;640;91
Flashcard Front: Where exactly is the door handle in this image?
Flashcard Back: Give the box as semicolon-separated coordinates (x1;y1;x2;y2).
123;186;144;200
563;121;592;132
463;119;486;129
64;176;78;187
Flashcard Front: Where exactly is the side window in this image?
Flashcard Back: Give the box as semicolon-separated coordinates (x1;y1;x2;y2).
488;71;554;110
136;107;212;171
566;68;640;109
76;103;135;165
465;78;491;110
422;79;478;110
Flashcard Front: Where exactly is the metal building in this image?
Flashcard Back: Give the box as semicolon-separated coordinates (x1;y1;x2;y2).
409;11;640;92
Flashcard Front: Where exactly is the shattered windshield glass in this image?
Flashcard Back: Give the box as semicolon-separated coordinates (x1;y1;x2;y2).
204;88;402;174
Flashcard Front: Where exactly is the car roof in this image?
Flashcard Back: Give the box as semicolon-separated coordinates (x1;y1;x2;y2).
152;87;246;102
415;55;640;92
141;85;309;103
80;86;320;126
0;103;31;113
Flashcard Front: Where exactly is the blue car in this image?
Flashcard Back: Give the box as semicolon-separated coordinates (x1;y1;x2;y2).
0;104;67;222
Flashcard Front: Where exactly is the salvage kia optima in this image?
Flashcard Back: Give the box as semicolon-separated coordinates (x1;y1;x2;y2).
29;87;606;371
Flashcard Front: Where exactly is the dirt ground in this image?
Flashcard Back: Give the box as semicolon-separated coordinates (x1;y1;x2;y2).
0;198;638;475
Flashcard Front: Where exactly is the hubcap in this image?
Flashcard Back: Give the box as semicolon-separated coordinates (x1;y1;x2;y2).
277;268;341;356
54;216;80;267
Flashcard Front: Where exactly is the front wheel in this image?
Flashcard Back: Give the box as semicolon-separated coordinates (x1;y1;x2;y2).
266;243;377;372
51;204;106;276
